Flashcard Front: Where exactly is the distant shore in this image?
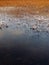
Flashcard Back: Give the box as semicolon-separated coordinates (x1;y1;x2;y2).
0;0;49;7
0;7;49;17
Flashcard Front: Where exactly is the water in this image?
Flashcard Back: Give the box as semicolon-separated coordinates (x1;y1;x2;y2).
0;7;49;65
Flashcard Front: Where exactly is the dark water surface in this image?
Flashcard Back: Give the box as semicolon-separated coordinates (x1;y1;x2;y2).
0;30;49;65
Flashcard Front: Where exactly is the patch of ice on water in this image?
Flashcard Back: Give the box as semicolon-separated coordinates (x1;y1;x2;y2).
0;12;49;36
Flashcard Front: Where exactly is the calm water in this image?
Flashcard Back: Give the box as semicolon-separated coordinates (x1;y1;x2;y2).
0;27;49;65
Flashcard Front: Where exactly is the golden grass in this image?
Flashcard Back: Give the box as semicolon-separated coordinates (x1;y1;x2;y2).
0;0;49;17
0;0;49;7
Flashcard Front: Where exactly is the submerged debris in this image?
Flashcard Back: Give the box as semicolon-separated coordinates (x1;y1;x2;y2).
9;19;10;21
30;25;37;30
0;26;2;29
0;21;8;29
6;24;8;28
47;24;49;27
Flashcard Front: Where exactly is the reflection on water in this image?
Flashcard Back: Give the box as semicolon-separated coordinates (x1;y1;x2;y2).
0;7;49;65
